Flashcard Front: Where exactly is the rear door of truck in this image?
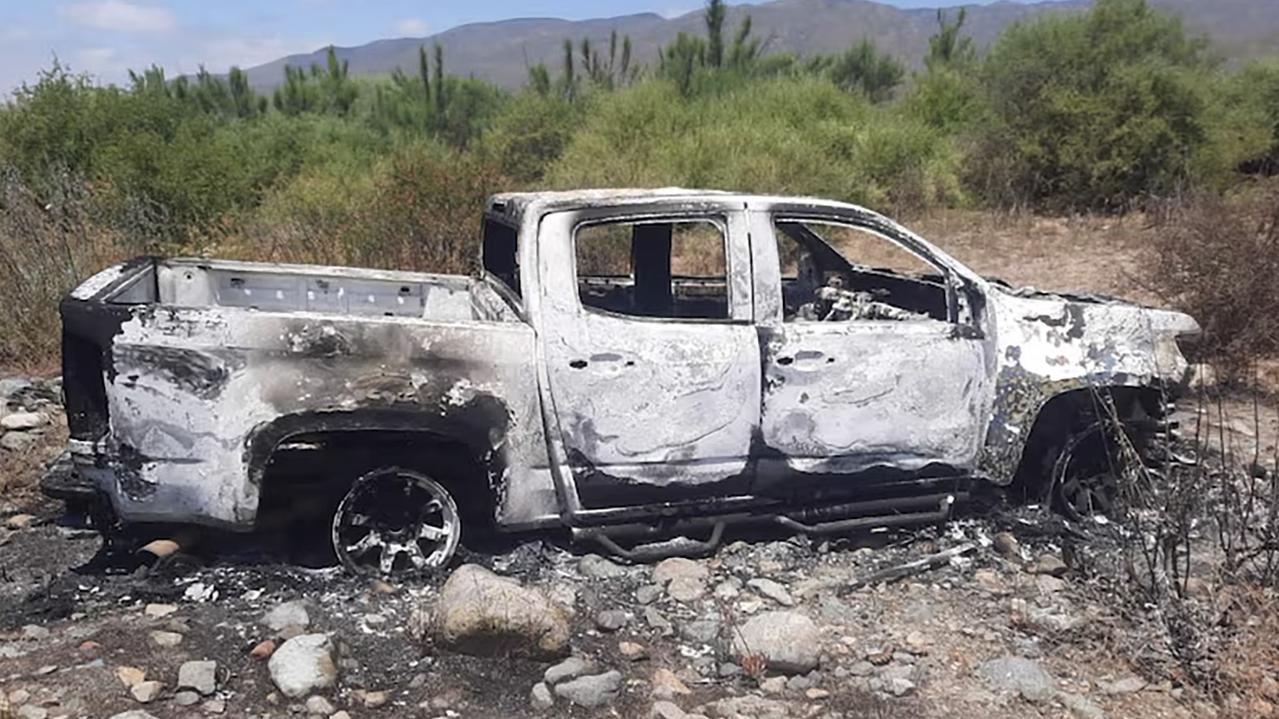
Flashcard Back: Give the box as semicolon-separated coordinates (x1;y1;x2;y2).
534;201;760;514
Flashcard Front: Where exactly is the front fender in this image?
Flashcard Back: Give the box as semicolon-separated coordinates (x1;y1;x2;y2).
977;291;1196;482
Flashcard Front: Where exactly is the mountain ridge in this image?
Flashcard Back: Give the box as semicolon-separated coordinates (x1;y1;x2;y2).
241;0;1276;91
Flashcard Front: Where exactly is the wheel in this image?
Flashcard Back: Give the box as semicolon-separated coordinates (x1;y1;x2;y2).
331;467;461;577
1050;421;1132;521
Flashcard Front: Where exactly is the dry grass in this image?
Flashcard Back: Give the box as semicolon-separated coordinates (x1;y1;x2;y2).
905;208;1159;303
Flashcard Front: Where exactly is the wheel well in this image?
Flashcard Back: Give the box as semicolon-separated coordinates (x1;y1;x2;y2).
1011;385;1165;500
255;430;495;535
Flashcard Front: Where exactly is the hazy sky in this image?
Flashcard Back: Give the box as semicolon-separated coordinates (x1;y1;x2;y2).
0;0;1032;94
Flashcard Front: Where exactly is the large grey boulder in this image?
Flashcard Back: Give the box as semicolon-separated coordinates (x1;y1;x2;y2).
430;564;570;659
268;633;338;698
731;611;820;674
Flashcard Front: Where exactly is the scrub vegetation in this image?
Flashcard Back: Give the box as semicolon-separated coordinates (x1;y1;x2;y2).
0;0;1277;371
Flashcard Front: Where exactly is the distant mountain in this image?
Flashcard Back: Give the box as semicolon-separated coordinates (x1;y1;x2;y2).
242;0;1279;91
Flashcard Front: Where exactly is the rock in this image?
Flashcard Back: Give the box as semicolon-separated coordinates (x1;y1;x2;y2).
786;674;813;691
644;606;673;633
653;557;709;585
20;624;49;640
1;433;37;452
1;412;46;430
107;712;161;719
554;670;623;709
578;554;627;579
651;668;691;700
545;656;597;686
331;711;352;719
680;619;721;645
992;531;1020;558
1036;575;1067;594
249;639;276;659
202;698;226;714
806;687;830;700
8;689;31;704
747;578;796;607
116;666;147;687
904;631;929;654
1059;691;1106;719
356;690;387;708
178;660;217;695
978;656;1057;702
1029;554;1068;577
304;696;335;715
16;706;47;719
652;700;688;719
882;676;917;697
263;600;311;632
732;611;821;674
709;695;790;718
595;609;628;632
1100;676;1146;695
130;680;163;703
150;631;183;648
173;691;200;706
144;604;178;618
530;682;554;710
635;585;662;604
4;514;36;531
667;576;707;602
713;580;741;599
430;564;570;659
619;641;649;661
269;634;338;698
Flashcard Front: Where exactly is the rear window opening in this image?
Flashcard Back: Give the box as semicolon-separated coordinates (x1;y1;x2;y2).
574;217;729;321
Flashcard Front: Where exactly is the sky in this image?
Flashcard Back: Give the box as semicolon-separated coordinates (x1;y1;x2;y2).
0;0;1030;95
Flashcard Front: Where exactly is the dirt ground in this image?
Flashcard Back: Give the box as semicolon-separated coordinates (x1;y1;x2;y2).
1;211;1277;719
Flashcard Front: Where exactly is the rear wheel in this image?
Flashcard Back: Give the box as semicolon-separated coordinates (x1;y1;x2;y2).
331;467;461;577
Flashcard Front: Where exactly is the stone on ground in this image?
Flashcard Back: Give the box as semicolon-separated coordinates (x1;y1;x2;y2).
177;660;217;695
262;600;311;632
553;670;623;709
978;656;1057;702
430;564;570;659
268;633;338;698
731;611;821;674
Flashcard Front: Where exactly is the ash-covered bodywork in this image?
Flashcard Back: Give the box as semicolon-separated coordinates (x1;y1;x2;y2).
47;189;1198;543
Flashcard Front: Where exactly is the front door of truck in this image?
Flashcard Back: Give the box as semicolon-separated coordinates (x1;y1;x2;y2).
536;204;759;511
750;207;989;498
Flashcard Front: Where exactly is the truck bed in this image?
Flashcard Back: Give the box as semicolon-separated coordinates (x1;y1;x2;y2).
96;257;520;323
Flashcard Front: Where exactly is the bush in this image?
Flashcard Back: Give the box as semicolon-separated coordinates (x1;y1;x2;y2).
547;77;962;213
1143;180;1279;379
232;142;509;274
976;0;1213;211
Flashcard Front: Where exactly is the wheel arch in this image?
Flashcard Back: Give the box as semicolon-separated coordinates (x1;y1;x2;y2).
245;409;501;529
1006;384;1166;498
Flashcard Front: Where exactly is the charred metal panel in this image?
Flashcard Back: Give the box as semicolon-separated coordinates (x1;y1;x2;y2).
977;291;1196;481
97;285;548;528
533;206;760;506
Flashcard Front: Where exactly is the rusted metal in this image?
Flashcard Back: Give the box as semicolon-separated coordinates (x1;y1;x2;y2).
46;189;1199;564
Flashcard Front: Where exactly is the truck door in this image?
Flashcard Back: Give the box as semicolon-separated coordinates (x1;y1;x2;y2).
535;205;760;511
749;207;990;498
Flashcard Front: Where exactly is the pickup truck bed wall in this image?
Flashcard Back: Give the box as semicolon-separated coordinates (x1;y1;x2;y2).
62;258;554;529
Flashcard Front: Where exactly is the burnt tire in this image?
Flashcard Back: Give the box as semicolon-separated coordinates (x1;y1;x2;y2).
331;467;461;577
1049;417;1153;522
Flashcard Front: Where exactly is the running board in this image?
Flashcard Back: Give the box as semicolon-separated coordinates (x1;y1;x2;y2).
574;493;960;563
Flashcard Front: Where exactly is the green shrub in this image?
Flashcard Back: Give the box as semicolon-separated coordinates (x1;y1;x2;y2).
547;77;961;212
976;0;1213;210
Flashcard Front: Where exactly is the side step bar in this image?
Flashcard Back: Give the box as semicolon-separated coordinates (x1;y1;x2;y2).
574;493;962;563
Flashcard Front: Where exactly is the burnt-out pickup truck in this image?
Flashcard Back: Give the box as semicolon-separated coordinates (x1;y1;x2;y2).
44;189;1199;575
